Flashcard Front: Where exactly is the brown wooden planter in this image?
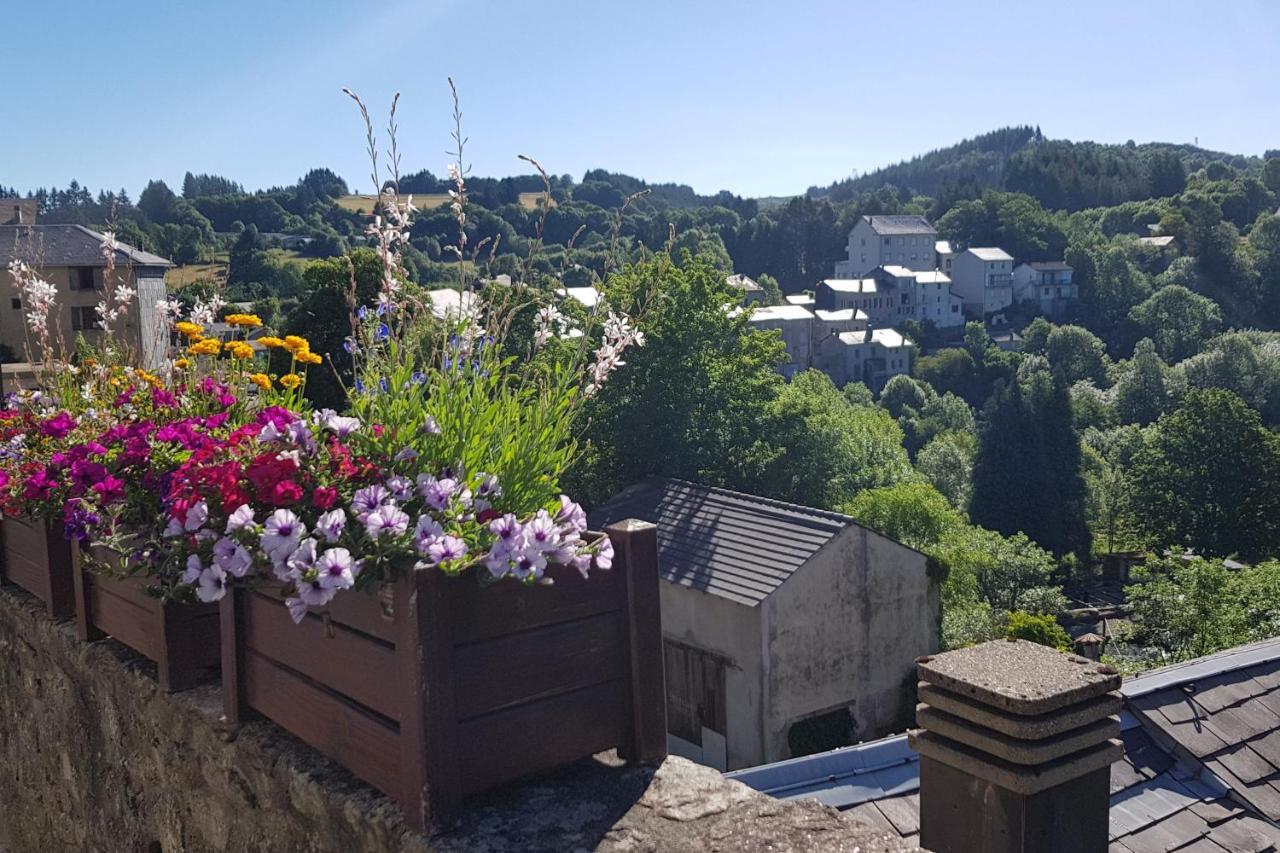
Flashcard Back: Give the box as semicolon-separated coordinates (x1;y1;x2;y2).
221;519;667;834
0;517;76;619
74;548;221;692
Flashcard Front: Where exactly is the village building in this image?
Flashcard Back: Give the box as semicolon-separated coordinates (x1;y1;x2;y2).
949;247;1014;317
0;223;171;369
834;215;938;278
588;478;938;772
1011;261;1076;318
726;274;765;305
871;265;965;328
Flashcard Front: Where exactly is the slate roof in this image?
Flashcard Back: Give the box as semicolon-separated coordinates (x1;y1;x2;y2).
1027;261;1072;271
748;304;814;322
862;215;936;236
967;247;1014;262
0;224;172;268
586;479;855;606
730;639;1280;851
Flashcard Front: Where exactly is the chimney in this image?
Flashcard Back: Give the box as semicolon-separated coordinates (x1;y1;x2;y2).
1074;633;1104;661
910;639;1122;853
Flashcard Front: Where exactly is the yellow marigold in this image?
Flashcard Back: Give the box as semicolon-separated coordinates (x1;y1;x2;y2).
258;336;284;349
224;313;263;328
282;335;310;354
174;358;191;370
248;373;272;391
227;342;255;360
187;338;222;356
297;351;323;366
279;373;302;389
175;322;203;339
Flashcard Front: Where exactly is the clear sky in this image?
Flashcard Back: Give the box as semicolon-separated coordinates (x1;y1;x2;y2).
2;0;1278;199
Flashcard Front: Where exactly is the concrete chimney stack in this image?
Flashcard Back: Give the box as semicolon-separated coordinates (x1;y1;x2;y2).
909;639;1122;853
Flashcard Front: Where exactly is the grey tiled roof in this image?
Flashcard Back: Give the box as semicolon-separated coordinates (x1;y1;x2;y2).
864;215;936;236
0;224;172;268
730;639;1280;851
586;478;854;606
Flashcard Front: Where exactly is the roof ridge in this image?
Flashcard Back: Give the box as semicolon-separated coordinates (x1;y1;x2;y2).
1121;636;1280;698
660;478;854;525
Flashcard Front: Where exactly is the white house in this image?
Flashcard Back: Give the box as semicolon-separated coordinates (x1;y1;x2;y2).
745;304;814;378
1011;261;1076;318
588;478;938;771
934;240;956;275
834;215;938;278
872;266;964;329
949;247;1014;317
815;278;889;324
726;274;765;305
839;327;914;389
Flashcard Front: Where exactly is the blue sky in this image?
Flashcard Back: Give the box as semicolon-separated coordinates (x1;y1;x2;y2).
2;0;1278;199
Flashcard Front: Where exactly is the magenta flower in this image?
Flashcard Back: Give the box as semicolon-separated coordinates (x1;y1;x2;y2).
40;411;78;438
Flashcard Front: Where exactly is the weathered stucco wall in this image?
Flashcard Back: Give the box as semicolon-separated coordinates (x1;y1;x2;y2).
0;584;921;853
764;525;939;761
658;580;765;769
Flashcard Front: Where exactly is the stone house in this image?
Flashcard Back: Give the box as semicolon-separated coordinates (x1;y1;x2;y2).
588;479;939;772
871;266;965;329
745;304;814;378
949;247;1014;318
834;215;938;278
747;300;913;390
726;274;765;305
0;224;172;369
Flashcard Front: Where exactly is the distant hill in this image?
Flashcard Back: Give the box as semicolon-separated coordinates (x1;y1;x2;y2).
809;126;1263;211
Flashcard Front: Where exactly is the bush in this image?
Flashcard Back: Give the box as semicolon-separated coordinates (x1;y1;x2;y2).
1004;611;1072;651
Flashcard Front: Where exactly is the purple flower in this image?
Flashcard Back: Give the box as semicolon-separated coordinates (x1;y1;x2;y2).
261;509;304;566
594;536;615;571
322;414;361;438
284;596;310;624
315;508;346;543
213;537;253;578
352;485;390;519
393;447;418;463
283;538;318;582
316;547;357;590
183;555;204;585
285;420;317;454
225;504;255;534
196;564;227;603
364;504;410;540
476;474;502;499
525;510;559;551
295;578;337;609
386;475;415;502
421;415;441;435
184;501;209;533
488;513;521;547
422;477;457;512
425;535;468;567
512;549;548;580
555;496;587;534
414;515;444;552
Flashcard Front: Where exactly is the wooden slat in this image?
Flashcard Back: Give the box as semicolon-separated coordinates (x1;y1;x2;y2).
87;572;164;616
456;678;631;795
87;577;160;659
243;648;401;799
453;610;629;720
254;583;397;645
448;560;626;645
610;520;668;764
243;589;399;722
3;517;51;599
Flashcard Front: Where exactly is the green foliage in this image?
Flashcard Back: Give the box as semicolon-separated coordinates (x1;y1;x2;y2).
1129;389;1280;560
1113;339;1182;426
755;273;784;307
844;482;963;551
917;431;976;511
971;366;1091;559
1045;324;1110;385
936;191;1067;261
1128;285;1223;362
1004;611;1072;651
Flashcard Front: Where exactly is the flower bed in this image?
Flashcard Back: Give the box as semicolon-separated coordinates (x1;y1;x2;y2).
0;516;75;618
74;547;220;692
222;520;664;833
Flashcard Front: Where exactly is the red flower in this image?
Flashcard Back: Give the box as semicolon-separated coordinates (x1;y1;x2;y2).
312;486;339;510
267;480;304;506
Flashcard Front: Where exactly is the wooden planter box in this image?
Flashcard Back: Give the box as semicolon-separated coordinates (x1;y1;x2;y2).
0;517;76;618
221;519;666;834
74;548;221;692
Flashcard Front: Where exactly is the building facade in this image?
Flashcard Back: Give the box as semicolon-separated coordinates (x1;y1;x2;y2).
949;247;1014;317
748;301;914;390
0;224;172;369
870;266;964;328
834;215;938;278
588;479;938;771
1011;261;1075;317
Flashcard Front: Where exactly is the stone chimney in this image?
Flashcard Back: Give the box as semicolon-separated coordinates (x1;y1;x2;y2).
909;639;1122;853
1074;632;1104;661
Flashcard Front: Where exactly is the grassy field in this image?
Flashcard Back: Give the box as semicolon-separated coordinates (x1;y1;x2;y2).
165;249;306;289
336;192;553;214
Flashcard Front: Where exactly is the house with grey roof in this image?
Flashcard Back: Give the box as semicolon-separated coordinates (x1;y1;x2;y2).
836;215;939;278
726;273;765;305
949;247;1014;318
730;637;1280;852
588;479;939;772
0;224;172;368
1012;260;1077;318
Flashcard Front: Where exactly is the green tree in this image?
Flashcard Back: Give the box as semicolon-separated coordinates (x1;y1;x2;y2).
917;431;976;511
1113;338;1181;426
971;366;1091;558
1128;285;1223;363
1127;557;1245;660
755;273;784;307
844;482;962;551
1004;611;1072;651
1045;324;1110;385
1129;389;1280;560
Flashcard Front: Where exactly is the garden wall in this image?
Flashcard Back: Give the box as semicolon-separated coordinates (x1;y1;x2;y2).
0;585;921;853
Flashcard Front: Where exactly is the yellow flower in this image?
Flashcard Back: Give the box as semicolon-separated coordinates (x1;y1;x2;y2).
282;335;310;354
225;313;263;328
297;351;323;366
258;336;284;349
174;358;191;370
175;322;203;339
227;342;255;360
187;338;222;357
279;373;302;389
248;373;272;391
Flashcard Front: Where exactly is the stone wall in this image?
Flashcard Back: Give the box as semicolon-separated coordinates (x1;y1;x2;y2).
0;585;922;853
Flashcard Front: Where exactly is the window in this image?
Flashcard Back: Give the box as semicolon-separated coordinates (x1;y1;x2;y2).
9;298;19;310
71;267;97;291
860;238;866;247
71;306;101;331
952;304;960;313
